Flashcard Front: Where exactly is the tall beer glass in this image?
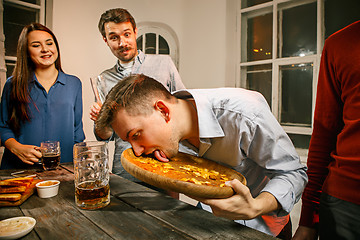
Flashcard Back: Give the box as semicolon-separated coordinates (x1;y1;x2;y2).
73;141;110;210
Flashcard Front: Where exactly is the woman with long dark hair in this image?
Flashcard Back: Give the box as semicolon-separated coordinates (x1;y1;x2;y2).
0;23;85;169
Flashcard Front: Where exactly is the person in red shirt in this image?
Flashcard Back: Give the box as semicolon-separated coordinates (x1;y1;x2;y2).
293;21;360;240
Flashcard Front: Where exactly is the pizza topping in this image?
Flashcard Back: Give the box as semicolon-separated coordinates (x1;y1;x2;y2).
129;154;232;187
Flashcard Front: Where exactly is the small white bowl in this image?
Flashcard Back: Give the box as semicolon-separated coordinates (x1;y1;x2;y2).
36;180;60;198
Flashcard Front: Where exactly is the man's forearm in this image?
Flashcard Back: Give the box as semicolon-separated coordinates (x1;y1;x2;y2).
253;191;281;217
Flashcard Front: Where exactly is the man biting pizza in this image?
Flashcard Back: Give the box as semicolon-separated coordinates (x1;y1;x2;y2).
95;74;308;240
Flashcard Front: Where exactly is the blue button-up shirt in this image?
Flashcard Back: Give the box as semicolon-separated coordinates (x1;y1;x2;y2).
174;88;308;236
0;71;85;169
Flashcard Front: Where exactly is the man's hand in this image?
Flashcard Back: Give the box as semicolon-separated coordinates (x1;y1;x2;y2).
292;226;318;240
5;138;42;165
90;102;102;122
190;179;280;220
90;102;114;140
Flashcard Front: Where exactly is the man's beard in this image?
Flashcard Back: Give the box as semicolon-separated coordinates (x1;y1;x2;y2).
117;47;136;62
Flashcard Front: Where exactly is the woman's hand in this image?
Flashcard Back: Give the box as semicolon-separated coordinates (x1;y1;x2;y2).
190;179;280;220
4;138;42;165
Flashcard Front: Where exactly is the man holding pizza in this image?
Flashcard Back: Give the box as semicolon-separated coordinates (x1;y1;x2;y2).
95;74;307;239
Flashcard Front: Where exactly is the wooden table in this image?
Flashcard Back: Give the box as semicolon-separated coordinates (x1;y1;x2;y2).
0;164;277;239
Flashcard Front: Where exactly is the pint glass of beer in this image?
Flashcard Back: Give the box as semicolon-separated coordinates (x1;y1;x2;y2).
73;141;110;210
41;141;61;170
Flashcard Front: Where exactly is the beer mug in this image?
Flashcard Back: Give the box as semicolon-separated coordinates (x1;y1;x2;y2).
41;141;61;170
73;141;110;210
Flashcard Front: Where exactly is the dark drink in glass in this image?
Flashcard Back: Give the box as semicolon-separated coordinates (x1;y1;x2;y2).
42;153;60;170
41;141;60;171
75;180;110;210
74;141;110;210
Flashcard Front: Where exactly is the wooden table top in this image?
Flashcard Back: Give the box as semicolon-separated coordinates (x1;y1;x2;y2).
0;164;277;240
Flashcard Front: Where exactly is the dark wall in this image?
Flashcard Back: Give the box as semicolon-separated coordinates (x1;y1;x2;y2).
325;0;360;38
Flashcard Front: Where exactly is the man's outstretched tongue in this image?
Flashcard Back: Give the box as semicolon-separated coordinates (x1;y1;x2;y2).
154;150;169;162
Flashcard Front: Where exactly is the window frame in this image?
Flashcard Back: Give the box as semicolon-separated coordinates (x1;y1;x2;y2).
237;0;324;139
4;0;46;61
0;0;49;92
136;22;180;70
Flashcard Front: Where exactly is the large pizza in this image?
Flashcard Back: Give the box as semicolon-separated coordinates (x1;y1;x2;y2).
121;148;246;198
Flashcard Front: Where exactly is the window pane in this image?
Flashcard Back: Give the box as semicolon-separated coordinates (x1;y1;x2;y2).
136;35;143;51
325;0;360;39
246;13;272;62
21;0;40;4
288;134;311;149
245;64;272;107
242;0;272;9
278;2;317;58
4;3;39;57
5;60;16;79
159;35;170;55
145;33;156;54
280;63;313;126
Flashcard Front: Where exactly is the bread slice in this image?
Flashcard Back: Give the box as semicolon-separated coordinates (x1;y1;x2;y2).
0;177;34;188
0;186;27;193
3;177;34;182
0;193;22;202
2;177;33;185
0;180;29;187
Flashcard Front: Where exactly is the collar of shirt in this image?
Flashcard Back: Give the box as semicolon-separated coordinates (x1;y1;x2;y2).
30;70;66;86
174;89;224;138
174;89;225;155
136;50;145;64
116;50;145;73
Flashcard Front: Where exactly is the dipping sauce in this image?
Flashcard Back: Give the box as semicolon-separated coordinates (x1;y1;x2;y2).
36;180;60;198
38;181;58;187
0;217;36;237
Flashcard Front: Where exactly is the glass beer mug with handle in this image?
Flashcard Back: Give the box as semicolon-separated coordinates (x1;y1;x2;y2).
41;141;61;170
73;141;110;210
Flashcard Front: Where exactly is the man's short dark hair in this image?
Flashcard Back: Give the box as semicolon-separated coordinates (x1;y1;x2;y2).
98;8;136;38
96;74;176;130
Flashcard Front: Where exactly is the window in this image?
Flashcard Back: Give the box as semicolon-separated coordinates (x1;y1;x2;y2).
136;23;180;69
3;0;46;78
0;0;52;93
137;33;169;55
238;0;360;149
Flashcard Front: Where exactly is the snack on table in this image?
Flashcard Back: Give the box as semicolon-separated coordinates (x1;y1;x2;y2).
2;177;34;182
0;177;33;193
0;177;40;206
0;181;28;187
121;148;246;199
0;193;22;202
0;186;27;194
